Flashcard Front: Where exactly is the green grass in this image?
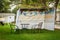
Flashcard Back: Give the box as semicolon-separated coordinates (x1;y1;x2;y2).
0;24;60;40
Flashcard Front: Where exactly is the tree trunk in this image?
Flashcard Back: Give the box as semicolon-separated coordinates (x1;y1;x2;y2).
55;0;59;24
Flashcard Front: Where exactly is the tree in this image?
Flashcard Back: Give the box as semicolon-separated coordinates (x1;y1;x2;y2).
41;0;47;7
0;0;11;13
55;0;59;9
41;0;47;9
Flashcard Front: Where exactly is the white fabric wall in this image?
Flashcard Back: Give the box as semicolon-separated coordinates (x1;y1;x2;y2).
16;9;55;30
44;9;55;30
16;10;45;29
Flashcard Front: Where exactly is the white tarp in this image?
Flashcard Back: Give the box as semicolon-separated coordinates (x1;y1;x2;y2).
16;9;45;29
44;9;55;30
16;9;55;30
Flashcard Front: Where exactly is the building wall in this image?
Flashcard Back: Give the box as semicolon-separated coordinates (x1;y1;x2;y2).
0;13;15;23
56;12;60;21
4;16;15;23
56;12;60;24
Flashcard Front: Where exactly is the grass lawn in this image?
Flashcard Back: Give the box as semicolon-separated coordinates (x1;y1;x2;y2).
0;24;60;40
